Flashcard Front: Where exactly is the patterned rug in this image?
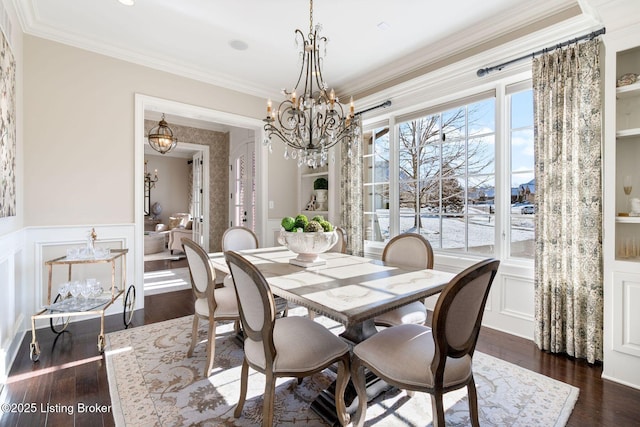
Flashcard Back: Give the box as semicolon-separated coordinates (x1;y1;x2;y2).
105;313;579;426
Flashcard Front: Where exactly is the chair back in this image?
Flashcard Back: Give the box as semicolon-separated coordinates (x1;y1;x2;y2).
328;227;347;253
182;237;215;298
431;259;500;372
222;226;259;251
224;250;277;362
382;233;434;269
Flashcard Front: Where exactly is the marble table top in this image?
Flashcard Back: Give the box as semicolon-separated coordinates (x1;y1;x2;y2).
210;246;455;328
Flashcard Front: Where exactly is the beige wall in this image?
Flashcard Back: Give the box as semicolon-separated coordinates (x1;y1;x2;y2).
143;154;190;224
23;35;282;226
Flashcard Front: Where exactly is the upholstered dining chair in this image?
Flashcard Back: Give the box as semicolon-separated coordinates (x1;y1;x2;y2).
221;226;259;287
224;250;352;427
182;237;240;377
328;226;347;253
221;226;289;316
374;233;434;327
351;258;500;427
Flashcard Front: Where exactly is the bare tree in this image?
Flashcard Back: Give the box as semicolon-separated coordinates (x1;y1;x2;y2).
398;107;494;229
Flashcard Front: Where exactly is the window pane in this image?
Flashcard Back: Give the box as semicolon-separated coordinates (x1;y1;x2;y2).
468;98;496;136
511;129;534;173
441;215;465;250
443;140;466;172
511;90;533;129
364;213;388;242
468;135;495;175
390;95;496;255
468;215;495;254
399;209;418;234
442;178;465;214
509;88;535;259
419;144;440;180
442;109;465;141
375;128;390;155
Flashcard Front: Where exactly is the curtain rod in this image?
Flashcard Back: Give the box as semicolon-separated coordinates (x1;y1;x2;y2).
355;100;392;117
476;27;606;77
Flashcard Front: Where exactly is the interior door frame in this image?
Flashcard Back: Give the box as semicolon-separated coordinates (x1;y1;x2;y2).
229;139;256;230
134;94;267;304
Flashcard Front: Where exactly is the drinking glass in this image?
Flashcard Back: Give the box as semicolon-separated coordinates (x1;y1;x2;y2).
624;175;633;212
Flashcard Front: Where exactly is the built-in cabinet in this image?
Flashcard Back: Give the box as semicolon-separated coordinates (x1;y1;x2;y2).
297;148;339;226
604;31;640;389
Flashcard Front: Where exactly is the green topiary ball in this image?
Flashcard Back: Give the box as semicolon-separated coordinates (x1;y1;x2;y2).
304;220;324;232
294;214;309;230
281;216;295;231
320;220;333;232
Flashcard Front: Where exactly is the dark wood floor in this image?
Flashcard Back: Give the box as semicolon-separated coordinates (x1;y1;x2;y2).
2;259;639;426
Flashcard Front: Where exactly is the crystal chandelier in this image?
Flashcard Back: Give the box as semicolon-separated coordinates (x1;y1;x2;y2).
148;113;178;155
263;0;361;168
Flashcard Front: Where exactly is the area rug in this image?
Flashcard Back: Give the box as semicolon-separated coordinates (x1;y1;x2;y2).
105;313;579;426
143;267;191;295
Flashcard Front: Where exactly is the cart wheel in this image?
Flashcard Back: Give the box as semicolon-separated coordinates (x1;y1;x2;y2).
50;294;71;334
98;335;105;353
30;342;40;362
123;284;136;328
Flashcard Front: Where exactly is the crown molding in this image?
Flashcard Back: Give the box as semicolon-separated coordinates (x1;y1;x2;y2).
12;0;277;99
347;1;587;98
356;13;602;121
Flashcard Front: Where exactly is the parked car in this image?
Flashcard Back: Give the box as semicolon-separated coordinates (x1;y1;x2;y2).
521;205;536;214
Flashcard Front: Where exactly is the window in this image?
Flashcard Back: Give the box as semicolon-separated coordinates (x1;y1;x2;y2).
362;82;535;260
397;97;496;255
508;86;535;259
363;126;390;242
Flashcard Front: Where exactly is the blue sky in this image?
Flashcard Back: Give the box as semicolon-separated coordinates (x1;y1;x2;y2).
510;89;534;186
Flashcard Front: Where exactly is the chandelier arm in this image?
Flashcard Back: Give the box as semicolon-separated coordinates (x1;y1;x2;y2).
283;29;308;98
314;36;329;94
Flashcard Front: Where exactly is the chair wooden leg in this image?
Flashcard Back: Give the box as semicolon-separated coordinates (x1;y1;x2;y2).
430;392;445;427
350;356;368;427
262;372;275;427
467;376;480;427
234;358;249;418
187;315;198;358
334;354;351;427
205;319;215;377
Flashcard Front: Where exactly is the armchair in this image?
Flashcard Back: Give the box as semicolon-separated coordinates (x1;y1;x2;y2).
167;213;192;254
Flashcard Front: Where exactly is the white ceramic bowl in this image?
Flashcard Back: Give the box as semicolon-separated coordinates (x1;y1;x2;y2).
278;230;337;266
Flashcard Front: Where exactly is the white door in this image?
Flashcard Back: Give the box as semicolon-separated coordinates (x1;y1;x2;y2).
192;150;205;246
229;141;256;230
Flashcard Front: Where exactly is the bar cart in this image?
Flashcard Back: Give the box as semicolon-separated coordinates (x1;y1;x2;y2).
29;246;136;362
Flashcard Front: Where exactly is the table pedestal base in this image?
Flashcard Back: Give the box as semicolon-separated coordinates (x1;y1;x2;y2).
311;318;390;426
310;369;391;427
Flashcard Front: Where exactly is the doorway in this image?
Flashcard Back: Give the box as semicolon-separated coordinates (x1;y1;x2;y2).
135;94;267;300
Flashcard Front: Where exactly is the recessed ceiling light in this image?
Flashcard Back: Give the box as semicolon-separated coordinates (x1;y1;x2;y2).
229;40;249;51
377;21;390;31
118;0;135;6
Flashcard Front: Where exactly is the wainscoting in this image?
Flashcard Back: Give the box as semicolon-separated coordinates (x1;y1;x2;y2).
0;224;137;385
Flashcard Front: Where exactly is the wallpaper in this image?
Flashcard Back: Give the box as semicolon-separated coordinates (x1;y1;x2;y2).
0;27;15;218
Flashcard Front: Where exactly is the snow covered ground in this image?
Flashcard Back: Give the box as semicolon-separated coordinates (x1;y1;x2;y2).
369;206;534;255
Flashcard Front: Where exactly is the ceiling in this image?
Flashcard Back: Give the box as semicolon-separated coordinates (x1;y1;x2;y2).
14;0;590;103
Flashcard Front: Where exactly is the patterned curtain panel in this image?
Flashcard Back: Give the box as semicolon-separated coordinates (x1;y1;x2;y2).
532;39;603;363
340;119;364;256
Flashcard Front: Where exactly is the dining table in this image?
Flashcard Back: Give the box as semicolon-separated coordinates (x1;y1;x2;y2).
209;245;456;425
